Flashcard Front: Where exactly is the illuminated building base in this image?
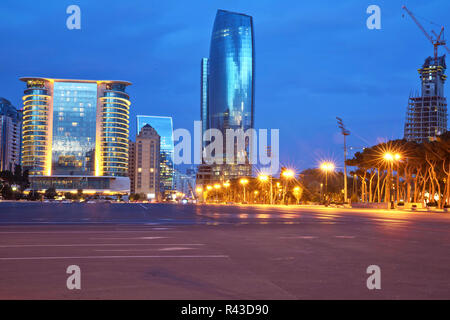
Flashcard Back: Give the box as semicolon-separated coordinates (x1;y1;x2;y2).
29;175;130;193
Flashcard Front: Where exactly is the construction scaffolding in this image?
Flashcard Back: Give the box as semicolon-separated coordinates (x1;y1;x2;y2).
404;55;448;142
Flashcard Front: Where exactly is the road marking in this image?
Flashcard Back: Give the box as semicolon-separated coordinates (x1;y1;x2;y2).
0;255;229;261
139;204;148;210
279;236;318;239
158;247;195;251
95;247;196;252
0;231;183;234
0;243;205;248
88;236;167;240
334;236;355;239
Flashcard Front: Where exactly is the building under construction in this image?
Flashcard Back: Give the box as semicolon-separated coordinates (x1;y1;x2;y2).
404;55;448;142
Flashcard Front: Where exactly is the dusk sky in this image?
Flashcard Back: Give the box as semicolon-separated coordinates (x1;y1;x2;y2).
1;0;449;173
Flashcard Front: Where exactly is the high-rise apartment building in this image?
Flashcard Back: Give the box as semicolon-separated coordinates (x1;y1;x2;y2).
129;124;160;200
128;140;136;194
0;98;22;172
137;115;174;197
199;10;255;181
20;77;131;193
201;57;209;148
404;55;448;142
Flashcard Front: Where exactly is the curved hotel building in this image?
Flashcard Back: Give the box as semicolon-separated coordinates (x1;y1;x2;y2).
20;77;131;193
200;10;255;181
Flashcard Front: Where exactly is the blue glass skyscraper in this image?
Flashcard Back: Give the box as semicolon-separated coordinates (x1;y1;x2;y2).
201;9;255;180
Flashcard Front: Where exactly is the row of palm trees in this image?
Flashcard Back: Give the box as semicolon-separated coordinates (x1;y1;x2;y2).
346;132;450;208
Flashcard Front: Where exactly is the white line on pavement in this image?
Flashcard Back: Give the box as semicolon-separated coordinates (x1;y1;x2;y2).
0;230;184;234
0;243;205;248
88;236;167;240
279;236;318;239
0;255;229;261
95;247;196;252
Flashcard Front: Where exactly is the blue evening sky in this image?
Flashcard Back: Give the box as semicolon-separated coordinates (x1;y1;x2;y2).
1;0;449;173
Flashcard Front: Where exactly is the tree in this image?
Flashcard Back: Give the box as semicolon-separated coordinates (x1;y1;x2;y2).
44;187;58;200
27;190;42;201
346;134;450;208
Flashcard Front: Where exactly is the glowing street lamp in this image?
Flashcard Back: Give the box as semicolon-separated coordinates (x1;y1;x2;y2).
258;174;272;205
320;161;335;200
383;152;402;205
196;187;203;194
206;185;212;191
240;178;249;203
293;186;301;204
282;170;294;179
222;181;230;202
384;153;394;161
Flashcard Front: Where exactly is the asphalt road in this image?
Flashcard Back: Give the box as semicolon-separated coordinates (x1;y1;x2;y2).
0;202;449;299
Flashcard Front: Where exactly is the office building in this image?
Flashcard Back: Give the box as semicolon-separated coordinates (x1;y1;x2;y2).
404;55;448;142
129;124;160;200
199;9;255;181
128;140;136;194
137;115;174;197
201;57;209;149
20;77;131;193
0;98;22;172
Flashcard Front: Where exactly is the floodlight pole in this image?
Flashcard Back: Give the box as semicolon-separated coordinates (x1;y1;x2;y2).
336;117;350;203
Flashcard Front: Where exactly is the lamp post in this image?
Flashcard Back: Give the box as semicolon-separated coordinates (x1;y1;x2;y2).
320;162;335;202
383;152;401;208
196;187;203;202
223;181;230;203
336;117;350;203
214;184;221;202
395;153;401;203
281;169;295;205
239;178;249;203
258;174;270;204
206;185;212;203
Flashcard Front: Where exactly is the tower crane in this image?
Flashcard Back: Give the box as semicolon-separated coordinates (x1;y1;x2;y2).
402;5;450;63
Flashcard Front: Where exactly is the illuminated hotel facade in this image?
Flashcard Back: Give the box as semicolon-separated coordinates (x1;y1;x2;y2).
20;77;131;193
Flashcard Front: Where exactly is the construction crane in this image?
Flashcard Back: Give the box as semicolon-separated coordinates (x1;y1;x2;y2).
402;5;450;63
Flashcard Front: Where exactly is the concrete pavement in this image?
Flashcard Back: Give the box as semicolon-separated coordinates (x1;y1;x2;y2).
0;202;449;299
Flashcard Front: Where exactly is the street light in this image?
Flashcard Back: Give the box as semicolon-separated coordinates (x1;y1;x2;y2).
293;186;301;205
336;117;350;203
320;161;335;201
282;170;294;179
258;174;272;205
383;152;402;206
240;178;249;203
281;169;295;204
383;152;402;201
223;181;230;202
